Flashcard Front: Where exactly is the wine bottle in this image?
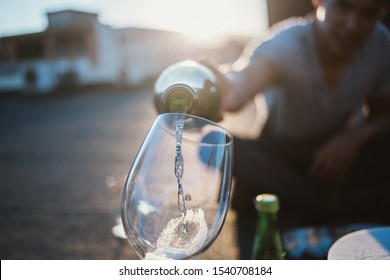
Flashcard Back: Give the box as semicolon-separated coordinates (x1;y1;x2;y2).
154;60;221;121
252;193;286;260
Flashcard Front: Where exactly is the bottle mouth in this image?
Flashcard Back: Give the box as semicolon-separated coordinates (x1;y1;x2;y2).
254;194;280;213
161;84;198;114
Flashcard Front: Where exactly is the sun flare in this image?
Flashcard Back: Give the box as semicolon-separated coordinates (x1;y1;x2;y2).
134;0;267;46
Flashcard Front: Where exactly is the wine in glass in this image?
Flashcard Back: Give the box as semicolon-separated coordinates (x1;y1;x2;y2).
121;113;233;259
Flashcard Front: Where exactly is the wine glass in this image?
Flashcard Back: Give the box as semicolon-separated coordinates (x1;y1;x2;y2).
121;113;233;260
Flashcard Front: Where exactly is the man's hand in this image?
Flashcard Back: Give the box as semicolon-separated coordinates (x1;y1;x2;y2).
309;129;364;184
310;95;390;184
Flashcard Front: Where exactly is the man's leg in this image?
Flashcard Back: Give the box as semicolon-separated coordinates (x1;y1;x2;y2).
333;131;390;225
231;137;331;259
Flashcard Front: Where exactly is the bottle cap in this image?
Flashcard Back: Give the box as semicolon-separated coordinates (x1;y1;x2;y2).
254;193;280;213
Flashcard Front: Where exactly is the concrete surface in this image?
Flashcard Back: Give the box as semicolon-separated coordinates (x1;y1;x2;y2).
0;88;260;260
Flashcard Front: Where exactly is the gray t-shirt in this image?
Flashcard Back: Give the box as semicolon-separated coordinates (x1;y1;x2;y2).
250;19;390;141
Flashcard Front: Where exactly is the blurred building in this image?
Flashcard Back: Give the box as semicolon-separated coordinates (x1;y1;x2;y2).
0;10;197;94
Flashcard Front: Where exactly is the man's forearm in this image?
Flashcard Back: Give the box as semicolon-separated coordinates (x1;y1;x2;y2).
349;115;390;145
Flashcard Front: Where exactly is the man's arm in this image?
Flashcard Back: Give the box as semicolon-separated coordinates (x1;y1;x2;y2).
366;93;390;133
223;58;278;111
310;94;390;184
203;57;278;112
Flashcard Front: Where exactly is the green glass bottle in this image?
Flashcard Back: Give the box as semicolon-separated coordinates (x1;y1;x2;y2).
154;60;221;121
252;193;286;260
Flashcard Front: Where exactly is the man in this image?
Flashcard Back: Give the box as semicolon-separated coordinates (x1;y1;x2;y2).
209;0;390;259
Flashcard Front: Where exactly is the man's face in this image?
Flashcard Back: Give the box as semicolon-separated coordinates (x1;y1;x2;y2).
317;0;383;56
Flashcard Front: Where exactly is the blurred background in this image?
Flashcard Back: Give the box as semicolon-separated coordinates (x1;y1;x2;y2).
0;0;316;94
0;0;315;259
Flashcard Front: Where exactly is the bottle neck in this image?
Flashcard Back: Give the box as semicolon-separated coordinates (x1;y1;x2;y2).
252;211;285;260
256;212;278;232
161;84;198;114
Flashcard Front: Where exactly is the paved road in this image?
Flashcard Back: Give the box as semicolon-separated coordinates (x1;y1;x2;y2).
0;89;242;260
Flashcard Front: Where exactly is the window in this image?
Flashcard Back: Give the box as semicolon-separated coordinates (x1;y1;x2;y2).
17;41;44;59
55;35;87;57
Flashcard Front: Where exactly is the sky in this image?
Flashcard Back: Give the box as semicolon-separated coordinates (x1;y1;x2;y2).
0;0;268;45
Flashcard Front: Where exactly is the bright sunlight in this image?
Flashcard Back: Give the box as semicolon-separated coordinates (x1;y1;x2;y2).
120;0;268;46
0;0;268;47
